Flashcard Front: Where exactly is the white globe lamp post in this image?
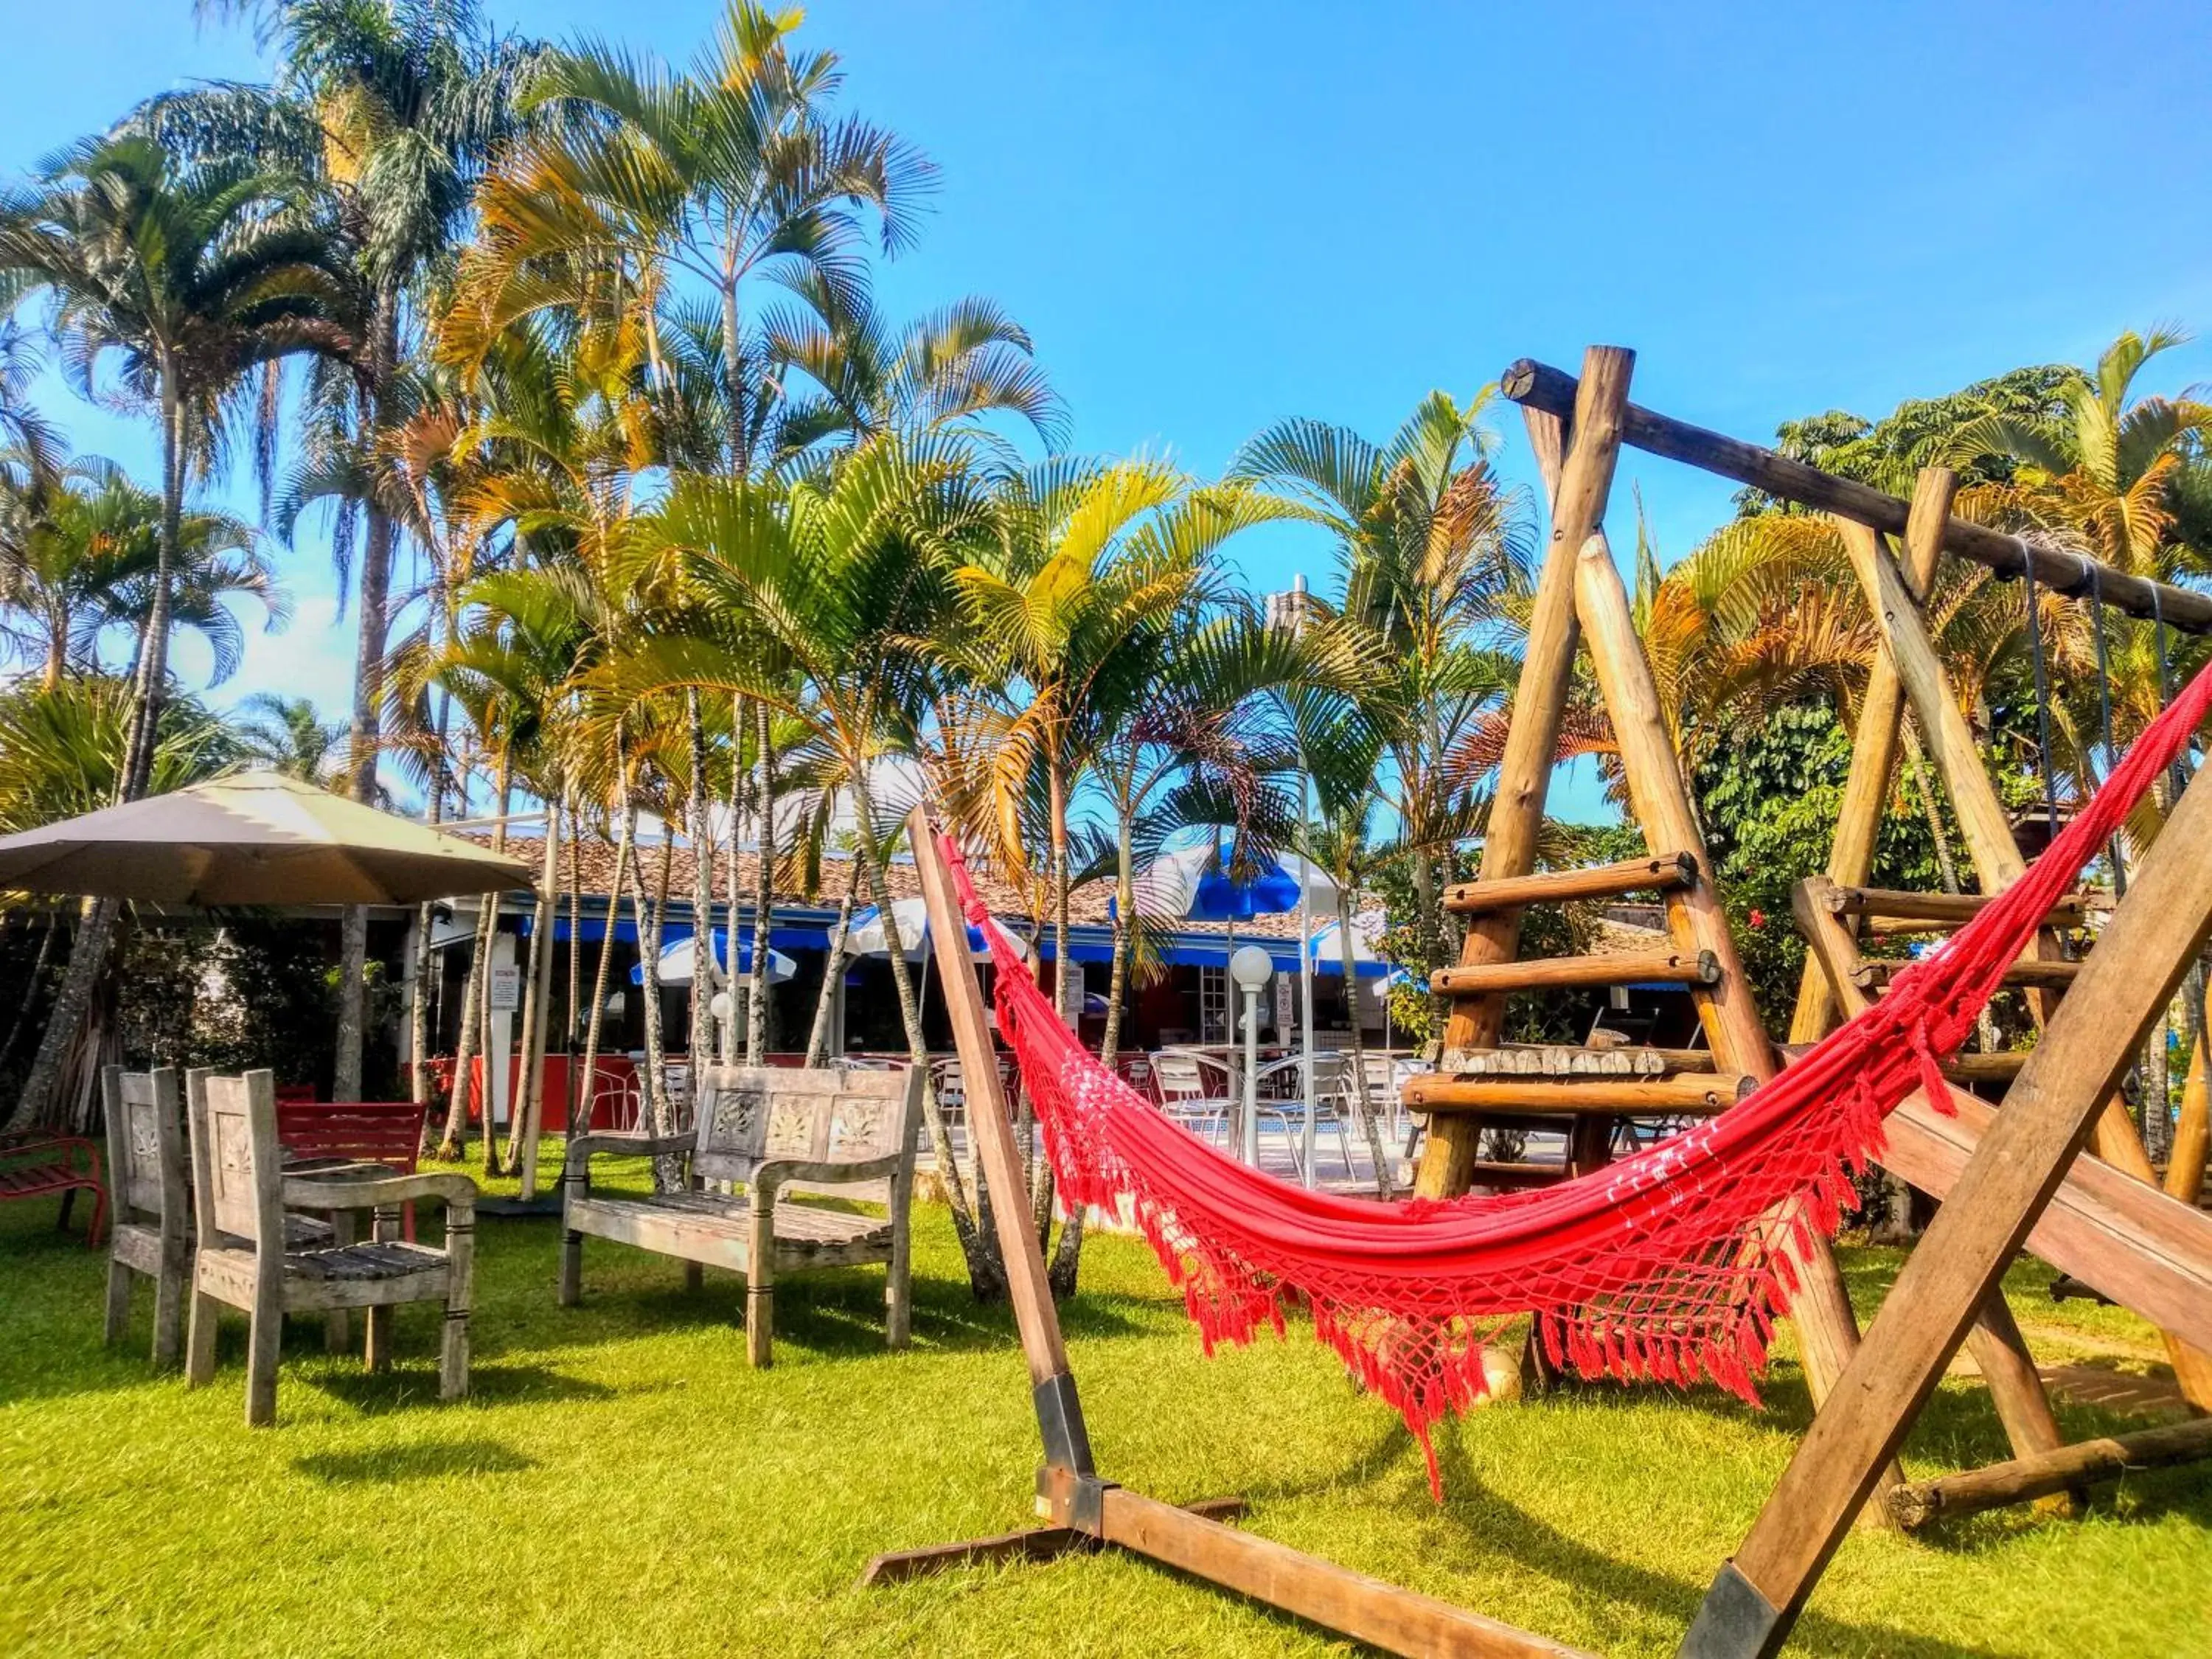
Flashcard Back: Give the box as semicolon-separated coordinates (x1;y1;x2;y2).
1230;944;1274;1165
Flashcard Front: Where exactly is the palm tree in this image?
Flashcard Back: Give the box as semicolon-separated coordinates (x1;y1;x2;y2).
0;132;350;1131
448;0;931;475
1;471;283;691
167;0;548;1103
771;293;1066;463
1234;392;1534;1016
622;436;1012;1294
1947;328;2212;580
234;692;349;786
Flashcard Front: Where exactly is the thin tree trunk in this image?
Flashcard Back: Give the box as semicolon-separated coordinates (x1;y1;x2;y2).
565;798;582;1121
1338;878;1394;1199
686;691;716;1066
747;698;775;1062
479;762;515;1180
802;863;860;1068
437;897;495;1160
727;693;748;1061
1038;754;1073;1288
508;779;563;1192
440;748;512;1162
0;914;60;1082
630;808;678;1192
409;692;455;1144
12;375;180;1131
333;285;402;1106
576;795;634;1138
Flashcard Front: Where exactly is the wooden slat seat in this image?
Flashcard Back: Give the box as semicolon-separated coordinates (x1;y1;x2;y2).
560;1063;924;1366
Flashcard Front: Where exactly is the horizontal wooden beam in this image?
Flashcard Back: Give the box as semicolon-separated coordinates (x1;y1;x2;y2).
1851;956;2081;992
1500;358;2212;635
1096;1487;1594;1658
1880;1085;2212;1352
1823;885;2104;931
1404;1074;1751;1115
1432;949;1719;996
1466;1159;1568;1189
1887;1417;2212;1531
1443;852;1697;914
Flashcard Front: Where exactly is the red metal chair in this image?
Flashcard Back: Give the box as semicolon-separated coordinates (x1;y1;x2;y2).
276;1102;428;1239
0;1132;106;1245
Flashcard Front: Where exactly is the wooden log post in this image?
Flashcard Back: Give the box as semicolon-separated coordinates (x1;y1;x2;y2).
1835;515;2212;1410
1684;762;2212;1659
908;810;1082;1447
1795;874;2087;1504
1571;528;1877;1425
904;810;1593;1659
1887;1416;2212;1531
1418;347;1635;1200
1787;468;1957;1043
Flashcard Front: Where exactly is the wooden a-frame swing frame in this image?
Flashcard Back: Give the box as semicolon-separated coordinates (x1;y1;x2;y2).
859;352;2212;1658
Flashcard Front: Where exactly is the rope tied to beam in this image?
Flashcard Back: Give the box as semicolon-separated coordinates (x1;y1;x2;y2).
938;652;2212;1498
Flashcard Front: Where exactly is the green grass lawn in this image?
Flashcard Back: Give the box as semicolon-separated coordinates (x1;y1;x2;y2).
4;1144;2208;1658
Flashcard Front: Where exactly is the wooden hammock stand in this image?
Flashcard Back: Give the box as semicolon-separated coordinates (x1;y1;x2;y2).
862;351;2212;1658
1464;352;2212;1656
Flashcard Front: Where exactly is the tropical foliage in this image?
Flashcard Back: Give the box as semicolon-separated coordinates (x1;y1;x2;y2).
3;0;2209;1243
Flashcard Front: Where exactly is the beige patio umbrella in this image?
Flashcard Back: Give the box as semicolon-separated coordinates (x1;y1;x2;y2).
0;772;532;905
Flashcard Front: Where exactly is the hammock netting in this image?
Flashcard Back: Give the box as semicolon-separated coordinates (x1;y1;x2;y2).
942;656;2212;1496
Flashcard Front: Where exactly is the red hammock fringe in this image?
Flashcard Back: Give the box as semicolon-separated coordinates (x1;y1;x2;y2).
942;658;2212;1498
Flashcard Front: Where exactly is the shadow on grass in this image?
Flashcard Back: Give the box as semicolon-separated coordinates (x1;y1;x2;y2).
552;1256;1151;1360
1422;1434;2027;1659
311;1360;620;1415
293;1436;537;1484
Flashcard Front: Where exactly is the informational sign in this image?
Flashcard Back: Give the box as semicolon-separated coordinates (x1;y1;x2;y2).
488;964;522;1012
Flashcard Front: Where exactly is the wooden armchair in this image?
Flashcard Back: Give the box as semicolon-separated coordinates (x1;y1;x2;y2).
101;1067;190;1366
559;1062;923;1366
183;1068;476;1426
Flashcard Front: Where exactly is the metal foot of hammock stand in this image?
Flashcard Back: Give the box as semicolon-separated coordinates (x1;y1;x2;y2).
868;807;1594;1659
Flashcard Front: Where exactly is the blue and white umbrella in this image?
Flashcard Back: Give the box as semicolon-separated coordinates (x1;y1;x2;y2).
1127;830;1338;923
844;896;1029;962
633;929;795;987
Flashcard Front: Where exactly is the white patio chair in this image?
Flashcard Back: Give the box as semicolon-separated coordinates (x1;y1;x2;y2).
1150;1048;1235;1145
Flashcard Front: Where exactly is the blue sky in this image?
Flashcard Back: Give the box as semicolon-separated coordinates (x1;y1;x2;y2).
8;0;2212;821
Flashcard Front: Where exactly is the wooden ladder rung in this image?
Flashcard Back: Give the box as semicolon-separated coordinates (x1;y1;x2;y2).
1442;852;1698;914
1433;949;1719;996
1403;1073;1753;1115
1823;885;2107;931
1851;956;2082;992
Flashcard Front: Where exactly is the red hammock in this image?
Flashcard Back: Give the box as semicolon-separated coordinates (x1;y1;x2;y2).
942;658;2212;1496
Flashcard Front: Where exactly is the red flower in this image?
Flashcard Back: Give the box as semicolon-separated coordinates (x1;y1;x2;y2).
1747;908;1766;930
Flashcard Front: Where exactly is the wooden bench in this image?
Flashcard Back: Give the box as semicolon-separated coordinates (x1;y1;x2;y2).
559;1063;922;1366
276;1101;426;1239
185;1069;476;1426
0;1130;105;1245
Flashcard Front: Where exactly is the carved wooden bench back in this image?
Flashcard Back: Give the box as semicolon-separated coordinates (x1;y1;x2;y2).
690;1064;921;1190
103;1067;184;1226
187;1070;280;1250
